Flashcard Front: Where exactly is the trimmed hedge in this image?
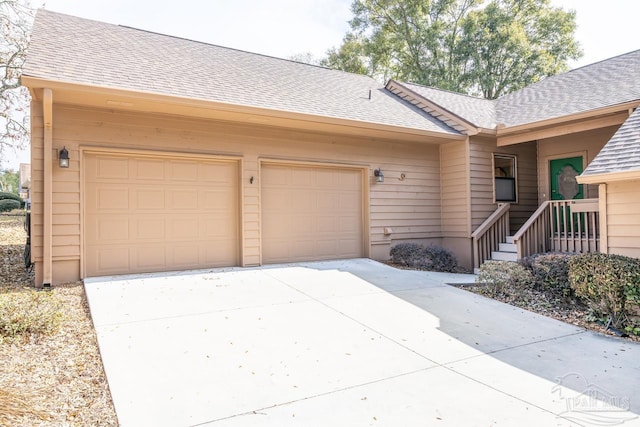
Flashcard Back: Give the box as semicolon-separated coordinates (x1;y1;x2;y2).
390;243;459;272
0;199;21;212
520;253;577;297
0;192;24;209
476;260;533;297
569;253;640;334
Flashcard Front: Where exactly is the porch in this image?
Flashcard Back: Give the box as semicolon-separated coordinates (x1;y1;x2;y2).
472;199;600;269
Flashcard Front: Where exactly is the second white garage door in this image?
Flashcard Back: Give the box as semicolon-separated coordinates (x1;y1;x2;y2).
84;152;239;277
261;163;364;263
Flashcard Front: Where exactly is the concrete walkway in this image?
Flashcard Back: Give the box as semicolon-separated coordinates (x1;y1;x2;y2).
84;259;640;427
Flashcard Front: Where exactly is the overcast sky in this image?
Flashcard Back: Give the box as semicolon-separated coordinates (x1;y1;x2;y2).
4;0;640;169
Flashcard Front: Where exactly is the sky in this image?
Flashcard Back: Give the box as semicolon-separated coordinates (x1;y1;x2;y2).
3;0;640;169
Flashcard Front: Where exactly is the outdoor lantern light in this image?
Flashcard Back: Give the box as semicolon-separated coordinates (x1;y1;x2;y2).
58;147;69;168
374;168;384;183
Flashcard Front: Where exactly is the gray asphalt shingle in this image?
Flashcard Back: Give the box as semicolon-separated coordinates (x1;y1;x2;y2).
397;82;497;129
23;10;459;135
496;49;640;127
582;107;640;176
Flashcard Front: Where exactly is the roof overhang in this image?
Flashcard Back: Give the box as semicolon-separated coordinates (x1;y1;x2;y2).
578;169;640;185
496;101;640;146
22;76;465;145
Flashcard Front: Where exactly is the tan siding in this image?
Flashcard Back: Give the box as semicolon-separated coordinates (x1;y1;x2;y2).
38;104;443;282
606;180;640;258
469;137;538;234
537;126;618;202
440;140;469;238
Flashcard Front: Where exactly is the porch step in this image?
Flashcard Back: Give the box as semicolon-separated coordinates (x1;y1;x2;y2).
505;236;515;244
491;251;518;262
498;242;517;252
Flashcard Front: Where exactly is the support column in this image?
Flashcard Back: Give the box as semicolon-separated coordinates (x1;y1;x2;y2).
598;183;608;254
42;88;53;287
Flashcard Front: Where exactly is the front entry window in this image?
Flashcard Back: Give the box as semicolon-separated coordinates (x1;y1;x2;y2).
494;154;517;203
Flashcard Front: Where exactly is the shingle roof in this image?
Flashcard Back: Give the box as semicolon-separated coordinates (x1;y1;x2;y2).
397;82;497;129
496;50;640;127
23;10;459;136
582;108;640;176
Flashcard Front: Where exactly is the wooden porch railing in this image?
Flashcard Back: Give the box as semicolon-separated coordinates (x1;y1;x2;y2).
513;199;600;260
471;203;510;269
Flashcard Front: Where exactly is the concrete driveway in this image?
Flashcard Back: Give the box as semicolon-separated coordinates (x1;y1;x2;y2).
84;259;640;427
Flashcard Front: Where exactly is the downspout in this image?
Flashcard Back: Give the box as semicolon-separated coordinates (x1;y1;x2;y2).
42;88;53;289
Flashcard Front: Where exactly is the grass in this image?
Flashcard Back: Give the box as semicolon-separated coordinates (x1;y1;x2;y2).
0;290;64;344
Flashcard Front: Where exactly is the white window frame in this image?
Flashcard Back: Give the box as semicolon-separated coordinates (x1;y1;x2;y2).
493;153;518;203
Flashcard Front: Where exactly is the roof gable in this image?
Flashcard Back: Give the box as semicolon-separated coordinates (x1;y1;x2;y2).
386;81;496;133
582;107;640;177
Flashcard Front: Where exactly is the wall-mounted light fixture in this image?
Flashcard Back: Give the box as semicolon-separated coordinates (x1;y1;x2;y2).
374;168;384;183
58;146;70;168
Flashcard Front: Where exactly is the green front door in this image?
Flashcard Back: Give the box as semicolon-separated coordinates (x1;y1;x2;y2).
550;156;584;200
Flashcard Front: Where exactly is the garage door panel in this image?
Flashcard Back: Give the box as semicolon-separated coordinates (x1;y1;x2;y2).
135;189;165;209
290;191;314;211
85;153;239;277
135;218;165;240
201;189;233;210
91;216;131;242
90;247;130;274
167;216;199;239
135;246;166;269
96;157;130;179
136;159;165;180
262;164;364;264
200;162;236;182
168;161;199;181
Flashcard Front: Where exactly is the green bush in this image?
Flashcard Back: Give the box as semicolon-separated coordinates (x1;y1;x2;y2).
476;261;533;297
0;191;22;202
0;199;21;212
390;243;459;272
0;291;63;343
569;253;640;334
520;253;577;297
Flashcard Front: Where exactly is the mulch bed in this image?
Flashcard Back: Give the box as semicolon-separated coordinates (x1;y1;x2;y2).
0;214;118;426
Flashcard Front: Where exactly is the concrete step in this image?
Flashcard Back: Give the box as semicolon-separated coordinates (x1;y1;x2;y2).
505;236;515;244
498;242;517;253
491;251;518;262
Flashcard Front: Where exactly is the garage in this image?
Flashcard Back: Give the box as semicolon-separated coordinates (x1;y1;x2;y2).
84;152;239;277
261;162;365;263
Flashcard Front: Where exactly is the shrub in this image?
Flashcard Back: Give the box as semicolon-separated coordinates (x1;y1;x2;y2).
390;243;459;273
0;291;63;343
390;243;423;267
0;199;21;212
569;253;640;333
520;253;577;297
476;261;533;297
422;244;458;272
0;192;24;209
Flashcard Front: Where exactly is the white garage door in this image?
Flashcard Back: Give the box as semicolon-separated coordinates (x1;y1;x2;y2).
84;152;238;277
261;163;364;263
